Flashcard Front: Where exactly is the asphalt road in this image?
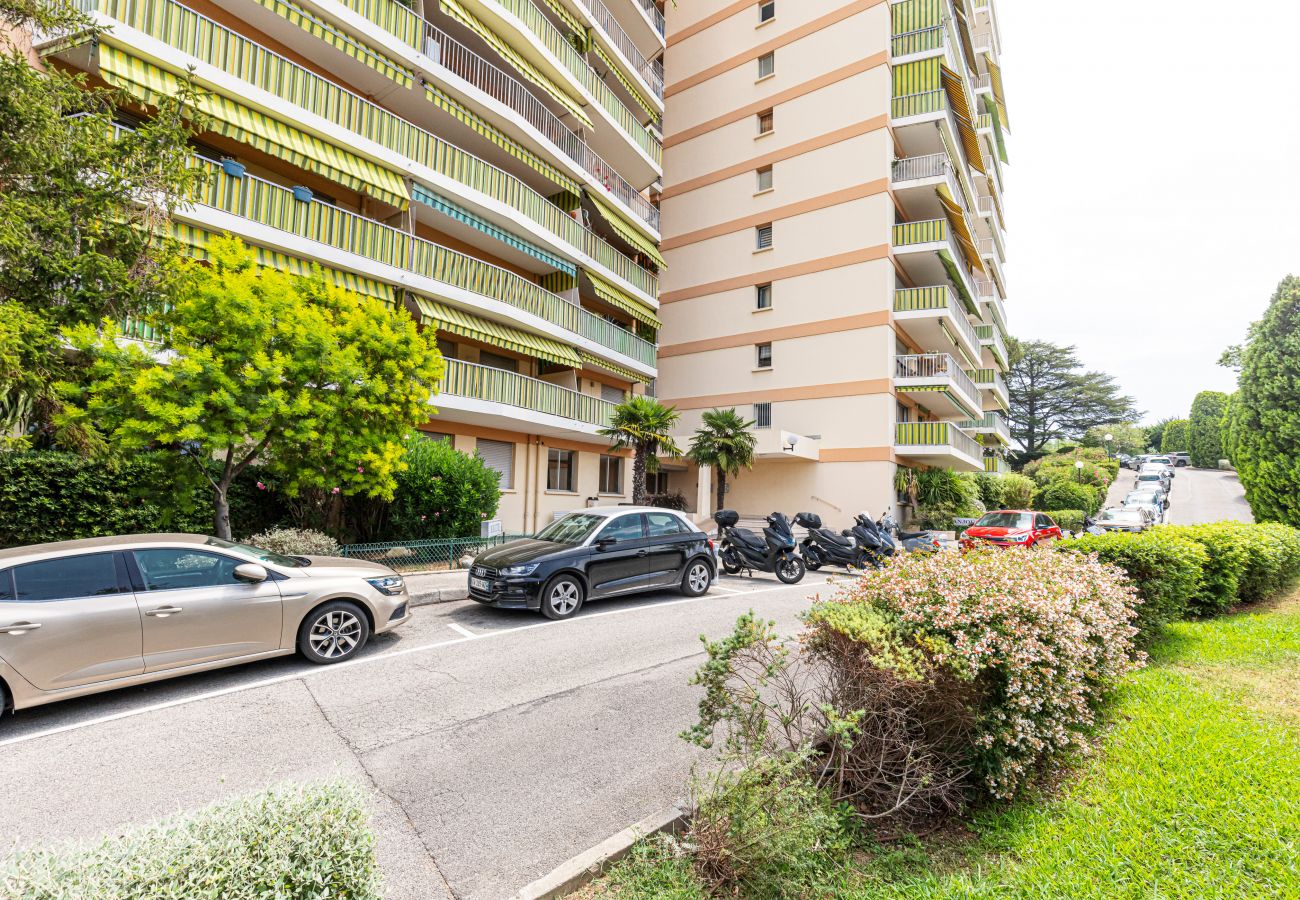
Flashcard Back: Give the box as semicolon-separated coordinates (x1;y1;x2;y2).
1104;465;1253;525
0;570;843;899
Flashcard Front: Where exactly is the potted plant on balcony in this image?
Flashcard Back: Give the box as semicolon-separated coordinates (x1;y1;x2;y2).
291;185;313;203
220;158;246;178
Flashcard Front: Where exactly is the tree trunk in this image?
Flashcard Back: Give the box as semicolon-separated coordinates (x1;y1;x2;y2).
715;469;727;513
632;446;647;505
213;481;232;540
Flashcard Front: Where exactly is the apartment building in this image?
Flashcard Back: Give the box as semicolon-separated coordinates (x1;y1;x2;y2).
656;0;1012;520
36;0;666;532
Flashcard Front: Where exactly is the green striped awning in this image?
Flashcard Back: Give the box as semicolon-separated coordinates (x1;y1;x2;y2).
98;44;411;209
592;43;657;121
539;0;587;41
981;93;1008;164
587;193;665;269
410;295;582;367
170;222;396;302
985;55;1009;129
411;183;576;275
439;0;595;130
936;249;977;315
578;350;642;384
890;0;942;35
891;57;941;98
582;269;661;329
249;0;415;87
422;84;580;195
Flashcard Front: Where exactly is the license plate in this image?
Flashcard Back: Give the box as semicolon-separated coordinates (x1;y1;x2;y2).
470;577;490;592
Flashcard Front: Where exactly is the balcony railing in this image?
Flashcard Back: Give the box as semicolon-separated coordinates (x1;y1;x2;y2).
970;367;1009;405
80;0;659;298
180;152;655;367
426;24;659;232
571;0;663;98
896;352;980;404
891;152;947;183
485;0;662;163
894;286;980;356
975;323;1008;365
892;89;947;120
961;411;1011;444
895;421;983;461
442;358;615;425
891;24;944;58
983;454;1011;475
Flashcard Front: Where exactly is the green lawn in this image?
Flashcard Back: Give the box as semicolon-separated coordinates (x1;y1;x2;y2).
588;596;1300;899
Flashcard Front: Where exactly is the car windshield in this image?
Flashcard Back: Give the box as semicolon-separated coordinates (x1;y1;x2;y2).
975;512;1033;529
205;536;306;567
1099;510;1142;523
1136;473;1163;481
535;513;606;545
1149;457;1171;464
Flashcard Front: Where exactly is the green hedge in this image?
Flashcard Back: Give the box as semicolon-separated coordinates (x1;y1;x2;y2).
1165;524;1252;616
1047;510;1087;534
0;781;382;898
1058;530;1207;643
1033;480;1099;515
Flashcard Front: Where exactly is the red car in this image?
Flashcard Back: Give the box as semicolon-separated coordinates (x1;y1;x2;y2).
959;510;1064;549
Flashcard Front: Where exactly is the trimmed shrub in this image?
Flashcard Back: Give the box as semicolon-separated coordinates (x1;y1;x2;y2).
1033;479;1098;514
999;473;1035;509
244;527;340;557
1256;521;1300;582
1160;418;1190;454
1167;523;1251;616
1047;509;1088;534
1057;530;1207;643
376;436;501;541
0;780;382;898
1210;521;1300;603
1188;391;1229;468
973;473;1005;510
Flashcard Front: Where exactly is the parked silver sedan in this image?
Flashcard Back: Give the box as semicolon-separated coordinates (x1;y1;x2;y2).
0;534;411;714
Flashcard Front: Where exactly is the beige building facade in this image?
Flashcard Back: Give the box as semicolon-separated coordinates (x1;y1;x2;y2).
657;0;1012;522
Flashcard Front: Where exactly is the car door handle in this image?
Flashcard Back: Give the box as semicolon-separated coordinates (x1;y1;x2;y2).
0;621;41;634
144;606;183;617
636;549;649;557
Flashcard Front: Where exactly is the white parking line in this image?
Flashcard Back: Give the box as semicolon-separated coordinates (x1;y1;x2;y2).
0;580;816;749
446;623;477;640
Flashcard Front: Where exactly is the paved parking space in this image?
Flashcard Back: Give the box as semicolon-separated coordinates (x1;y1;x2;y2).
0;569;840;899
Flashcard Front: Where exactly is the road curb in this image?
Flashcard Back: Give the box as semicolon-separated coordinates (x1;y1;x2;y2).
408;587;468;607
510;804;690;900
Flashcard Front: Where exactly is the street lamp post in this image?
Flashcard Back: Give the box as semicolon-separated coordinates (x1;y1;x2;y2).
1104;433;1114;460
1075;459;1085;482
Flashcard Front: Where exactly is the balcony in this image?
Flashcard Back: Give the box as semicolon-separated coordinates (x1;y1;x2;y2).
970;367;1010;411
961;411;1012;446
71;0;659;300
570;0;663;100
891;152;969;208
440;358;616;429
426;23;659;233
892;219;977;306
894;353;983;420
181;152;655;369
975;323;1008;369
974;279;1007;332
983;453;1012;475
895;422;984;472
893;287;981;364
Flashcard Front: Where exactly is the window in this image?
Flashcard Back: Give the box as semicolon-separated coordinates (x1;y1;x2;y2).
756;343;773;368
897;402;912;423
645;378;657;398
11;553;127;602
647;471;671;495
756;108;774;135
756;283;772;310
478;351;518;373
547;448;576;492
599;514;645;542
599;455;623;494
757;51;775;78
758;0;775;22
133;549;244;591
422;431;453;444
754;402;772;429
756;223;773;250
477;439;515;489
436;338;457;360
1035;514;1053;530
647;512;688;537
600;383;626;404
756;165;773;192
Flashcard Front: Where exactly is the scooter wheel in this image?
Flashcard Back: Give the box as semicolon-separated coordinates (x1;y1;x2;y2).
804;558;821;571
722;561;742;575
776;557;806;584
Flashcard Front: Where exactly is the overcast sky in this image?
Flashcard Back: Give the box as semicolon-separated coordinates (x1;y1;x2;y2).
997;1;1300;422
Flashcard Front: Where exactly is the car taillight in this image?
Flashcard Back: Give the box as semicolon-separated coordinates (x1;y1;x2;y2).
708;539;715;551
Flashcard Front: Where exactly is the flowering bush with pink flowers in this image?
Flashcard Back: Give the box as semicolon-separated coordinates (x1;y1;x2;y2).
817;548;1143;800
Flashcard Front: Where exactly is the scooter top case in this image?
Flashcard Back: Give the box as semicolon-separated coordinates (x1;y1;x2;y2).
713;509;740;528
793;512;822;530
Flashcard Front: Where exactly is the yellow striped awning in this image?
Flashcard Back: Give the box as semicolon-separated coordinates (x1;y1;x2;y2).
587;193;665;269
170;223;397;301
410;295;582;367
439;0;595;130
891;56;941;98
578;350;642;384
949;0;977;73
592;43;657;121
582;269;661;329
98;44;411;209
985;55;1009;129
935;184;985;277
423;85;580;196
940;63;986;175
539;0;587;41
249;0;415;88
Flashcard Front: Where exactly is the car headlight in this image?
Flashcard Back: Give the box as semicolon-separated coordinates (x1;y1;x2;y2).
1007;533;1031;542
366;575;406;596
501;563;540;577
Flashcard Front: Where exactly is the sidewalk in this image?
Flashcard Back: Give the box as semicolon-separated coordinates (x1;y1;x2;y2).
403;570;470;606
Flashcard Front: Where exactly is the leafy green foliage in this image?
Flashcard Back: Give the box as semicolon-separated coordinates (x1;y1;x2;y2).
1188;391;1229;468
1226;277;1300;524
375;435;500;541
998;473;1035;509
64;237;443;538
0;780;382;898
685;407;757;512
1045;509;1087;534
1159;418;1189;454
243;527;339;556
1167;524;1251;616
601;395;681;505
912;470;985;530
1032;480;1098;514
1080;422;1147;456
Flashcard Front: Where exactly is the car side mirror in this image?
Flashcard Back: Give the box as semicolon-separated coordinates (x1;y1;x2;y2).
234;562;269;583
595;537;617;551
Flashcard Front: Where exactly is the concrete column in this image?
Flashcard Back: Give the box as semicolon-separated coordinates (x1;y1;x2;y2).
695;464;713;523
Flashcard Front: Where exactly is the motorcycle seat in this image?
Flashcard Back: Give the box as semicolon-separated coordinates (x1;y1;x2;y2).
730;528;766;550
897;529;931;540
816;528;853;547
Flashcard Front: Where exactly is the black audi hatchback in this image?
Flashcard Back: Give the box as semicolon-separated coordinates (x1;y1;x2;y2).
468;507;716;619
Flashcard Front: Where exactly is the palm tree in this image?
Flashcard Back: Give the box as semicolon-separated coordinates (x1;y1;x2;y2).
600;395;682;504
686;408;758;513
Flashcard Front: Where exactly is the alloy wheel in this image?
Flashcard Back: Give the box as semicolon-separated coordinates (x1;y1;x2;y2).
687;563;710;593
308;609;363;660
550;581;581;616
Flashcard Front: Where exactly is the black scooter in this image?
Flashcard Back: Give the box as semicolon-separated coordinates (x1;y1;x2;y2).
878;511;942;553
848;513;892;564
714;509;806;584
795;512;881;571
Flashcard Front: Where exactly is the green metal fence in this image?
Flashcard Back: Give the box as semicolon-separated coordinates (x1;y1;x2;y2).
340;534;531;572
